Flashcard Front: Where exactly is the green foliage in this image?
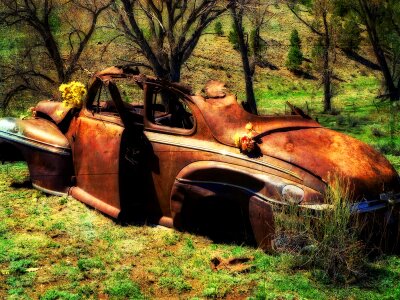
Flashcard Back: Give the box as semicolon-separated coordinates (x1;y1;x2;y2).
39;289;80;300
77;258;104;272
276;178;367;283
286;29;303;71
9;259;34;275
214;21;224;36
49;12;62;35
158;276;191;292
338;18;362;51
104;278;144;299
228;23;240;50
311;37;324;60
163;232;181;246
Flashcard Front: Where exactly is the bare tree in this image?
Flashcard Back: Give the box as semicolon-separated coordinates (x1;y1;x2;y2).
229;0;276;115
287;0;336;112
342;0;400;101
112;0;229;83
230;0;258;114
0;0;113;109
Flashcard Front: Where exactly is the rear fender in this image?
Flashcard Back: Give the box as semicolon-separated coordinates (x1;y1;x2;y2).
0;117;73;195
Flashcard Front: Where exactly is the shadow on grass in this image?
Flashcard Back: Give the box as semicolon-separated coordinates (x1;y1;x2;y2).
10;180;32;189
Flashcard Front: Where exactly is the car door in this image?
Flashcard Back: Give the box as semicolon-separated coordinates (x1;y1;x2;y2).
70;78;144;218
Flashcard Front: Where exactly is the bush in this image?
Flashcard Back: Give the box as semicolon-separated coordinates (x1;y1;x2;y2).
274;177;367;283
338;18;362;51
371;126;385;137
104;279;144;299
286;29;303;71
228;24;240;50
214;21;224;36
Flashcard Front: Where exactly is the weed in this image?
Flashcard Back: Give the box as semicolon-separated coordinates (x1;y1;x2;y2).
296;178;365;283
39;289;80;300
9;259;34;274
375;140;400;156
59;196;68;205
371;126;385;137
185;237;195;250
336;115;345;126
104;279;144;299
50;221;66;231
163;232;181;246
7;272;36;288
347;115;359;127
158;276;192;292
77;257;104;271
214;21;224;36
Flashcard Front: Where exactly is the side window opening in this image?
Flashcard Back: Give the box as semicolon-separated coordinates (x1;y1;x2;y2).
149;88;194;130
88;78;145;124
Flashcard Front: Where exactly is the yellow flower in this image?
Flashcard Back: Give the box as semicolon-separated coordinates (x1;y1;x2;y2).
245;122;253;131
234;133;241;147
59;81;87;109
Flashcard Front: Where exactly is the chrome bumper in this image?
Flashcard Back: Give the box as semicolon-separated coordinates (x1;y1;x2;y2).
351;192;400;213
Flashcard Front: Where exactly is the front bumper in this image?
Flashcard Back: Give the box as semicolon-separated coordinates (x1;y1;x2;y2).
351;192;400;213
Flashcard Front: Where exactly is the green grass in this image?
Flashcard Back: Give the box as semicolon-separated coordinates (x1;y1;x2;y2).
1;162;400;298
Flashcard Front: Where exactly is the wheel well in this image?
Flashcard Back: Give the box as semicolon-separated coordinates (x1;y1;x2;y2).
0;141;25;162
173;185;257;246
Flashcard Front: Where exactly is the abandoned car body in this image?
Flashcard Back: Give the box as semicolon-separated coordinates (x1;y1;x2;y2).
0;66;399;250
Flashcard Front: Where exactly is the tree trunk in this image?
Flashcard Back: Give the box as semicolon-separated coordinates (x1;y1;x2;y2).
367;26;398;100
359;0;399;101
231;5;258;115
169;57;182;82
322;11;331;113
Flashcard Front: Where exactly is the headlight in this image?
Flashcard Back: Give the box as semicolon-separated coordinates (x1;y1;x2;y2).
282;185;304;204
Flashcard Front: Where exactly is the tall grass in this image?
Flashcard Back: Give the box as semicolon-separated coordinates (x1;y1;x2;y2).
274;177;367;283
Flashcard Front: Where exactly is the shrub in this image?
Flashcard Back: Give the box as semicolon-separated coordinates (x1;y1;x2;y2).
214;21;224;36
338;18;362;51
274;177;367;283
228;24;240;50
9;259;34;274
371;126;385;137
40;289;80;300
104;279;144;299
336;115;345;126
286;29;303;71
77;258;104;271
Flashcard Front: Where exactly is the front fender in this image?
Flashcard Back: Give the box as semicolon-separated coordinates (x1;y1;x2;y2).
170;161;282;250
0;117;73;195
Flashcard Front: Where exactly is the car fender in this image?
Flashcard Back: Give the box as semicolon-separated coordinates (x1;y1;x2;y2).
0;117;73;195
170;161;278;250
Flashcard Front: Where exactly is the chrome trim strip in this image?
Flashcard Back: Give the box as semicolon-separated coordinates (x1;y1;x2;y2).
176;177;289;206
148;135;301;180
32;183;68;197
0;130;71;155
351;195;400;213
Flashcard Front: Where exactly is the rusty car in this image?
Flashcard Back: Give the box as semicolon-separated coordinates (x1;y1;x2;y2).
0;66;399;250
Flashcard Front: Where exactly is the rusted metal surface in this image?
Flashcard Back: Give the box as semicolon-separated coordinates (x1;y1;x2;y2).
0;66;399;251
0;117;73;194
34;100;72;124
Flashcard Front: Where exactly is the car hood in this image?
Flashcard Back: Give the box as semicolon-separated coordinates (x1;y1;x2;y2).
258;127;399;199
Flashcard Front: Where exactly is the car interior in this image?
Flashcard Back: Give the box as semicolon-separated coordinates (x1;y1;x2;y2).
88;79;193;130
